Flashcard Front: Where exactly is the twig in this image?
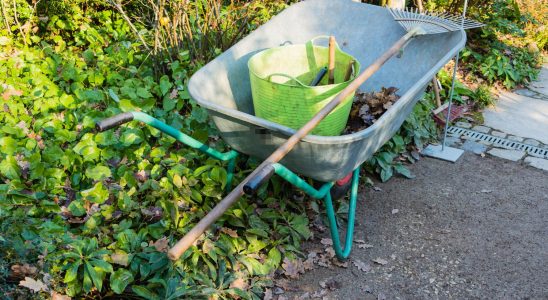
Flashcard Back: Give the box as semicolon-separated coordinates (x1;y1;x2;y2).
110;0;150;51
12;0;27;46
1;0;11;34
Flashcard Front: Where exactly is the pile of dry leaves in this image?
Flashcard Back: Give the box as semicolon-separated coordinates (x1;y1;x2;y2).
344;87;400;134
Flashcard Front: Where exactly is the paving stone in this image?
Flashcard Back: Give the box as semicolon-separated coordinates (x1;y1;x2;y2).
445;136;462;147
483;91;548;144
507;135;524;142
461;140;488;154
514;88;538;97
472;125;491;133
487;148;526;162
491;131;507;138
478;140;493;146
523;139;540;147
461;134;478;141
524;156;548;171
455;121;472;129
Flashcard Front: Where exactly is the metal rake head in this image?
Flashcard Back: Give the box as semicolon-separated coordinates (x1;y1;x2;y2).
388;7;484;35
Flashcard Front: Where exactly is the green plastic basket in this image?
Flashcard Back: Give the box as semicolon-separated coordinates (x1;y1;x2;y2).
248;36;360;136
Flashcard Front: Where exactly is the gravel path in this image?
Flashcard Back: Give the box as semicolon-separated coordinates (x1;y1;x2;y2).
277;152;548;299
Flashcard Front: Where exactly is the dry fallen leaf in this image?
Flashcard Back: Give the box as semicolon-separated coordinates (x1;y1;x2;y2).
319;277;342;290
353;259;371;272
311;289;328;298
229;277;248;290
355;240;374;249
263;288;273;300
19;277;48;293
11;264;37;277
152;237;169;252
372;257;388;265
111;253;129;266
332;259;348;268
282;257;303;279
220;227;238;238
320;238;333;246
51;291;71;300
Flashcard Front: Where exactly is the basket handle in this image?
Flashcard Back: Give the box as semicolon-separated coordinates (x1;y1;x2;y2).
266;73;308;87
308;36;342;51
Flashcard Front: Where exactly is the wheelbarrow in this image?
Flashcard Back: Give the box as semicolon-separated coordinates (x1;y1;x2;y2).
96;0;465;259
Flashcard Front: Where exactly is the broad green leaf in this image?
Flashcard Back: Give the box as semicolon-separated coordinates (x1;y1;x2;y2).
85;262;103;292
132;286;160;300
110;269;134;294
0;137;17;154
64;263;81;283
81;182;109;204
159;75;172;96
108;89;120;102
68;200;87;217
0;155;21;180
85;165;112;181
394;164;414;179
121;128;143;146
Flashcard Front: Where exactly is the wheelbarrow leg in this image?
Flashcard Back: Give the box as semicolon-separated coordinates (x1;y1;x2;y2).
324;167;360;260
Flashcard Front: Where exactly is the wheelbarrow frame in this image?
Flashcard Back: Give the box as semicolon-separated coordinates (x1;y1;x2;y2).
96;0;466;259
97;111;360;259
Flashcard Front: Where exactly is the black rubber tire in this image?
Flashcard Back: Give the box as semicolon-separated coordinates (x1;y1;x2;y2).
330;180;352;200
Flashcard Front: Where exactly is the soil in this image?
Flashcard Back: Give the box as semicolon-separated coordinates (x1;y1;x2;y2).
276;152;548;299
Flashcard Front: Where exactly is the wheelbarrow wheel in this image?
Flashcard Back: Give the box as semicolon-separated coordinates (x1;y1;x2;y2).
330;172;353;200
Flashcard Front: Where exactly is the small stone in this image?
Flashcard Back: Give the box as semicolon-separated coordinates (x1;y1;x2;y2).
461;140;487;154
523;139;540;147
491;131;507;138
507;135;524;142
487;148;525;162
524;157;548;171
455;121;472;129
471;125;490;133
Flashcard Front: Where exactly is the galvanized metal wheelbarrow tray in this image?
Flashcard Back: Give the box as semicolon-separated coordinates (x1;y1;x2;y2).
97;0;465;259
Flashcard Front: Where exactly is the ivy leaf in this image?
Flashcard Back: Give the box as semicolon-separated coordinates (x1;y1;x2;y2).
81;182;109;204
68;200;87;217
108;89;120;103
0;155;21;180
0;136;17;155
159;75;172;96
110;269;134;294
85;165;112;181
120;128;143;146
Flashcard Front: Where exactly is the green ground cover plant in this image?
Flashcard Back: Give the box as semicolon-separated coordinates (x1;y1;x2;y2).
0;0;544;298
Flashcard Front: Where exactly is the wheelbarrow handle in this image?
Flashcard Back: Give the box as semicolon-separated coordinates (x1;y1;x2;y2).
168;29;419;261
243;164;275;194
96;112;134;132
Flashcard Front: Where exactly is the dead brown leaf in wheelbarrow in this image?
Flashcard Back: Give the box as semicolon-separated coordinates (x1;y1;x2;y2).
345;87;401;134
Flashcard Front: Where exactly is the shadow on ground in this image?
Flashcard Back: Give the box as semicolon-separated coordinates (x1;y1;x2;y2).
281;152;548;299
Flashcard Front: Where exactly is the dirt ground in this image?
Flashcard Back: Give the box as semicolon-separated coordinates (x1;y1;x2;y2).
277;152;548;299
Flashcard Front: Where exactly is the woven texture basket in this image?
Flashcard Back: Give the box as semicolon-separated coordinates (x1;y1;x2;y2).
248;37;360;136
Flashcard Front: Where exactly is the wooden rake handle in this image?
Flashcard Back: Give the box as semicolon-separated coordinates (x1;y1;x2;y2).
167;29;419;261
